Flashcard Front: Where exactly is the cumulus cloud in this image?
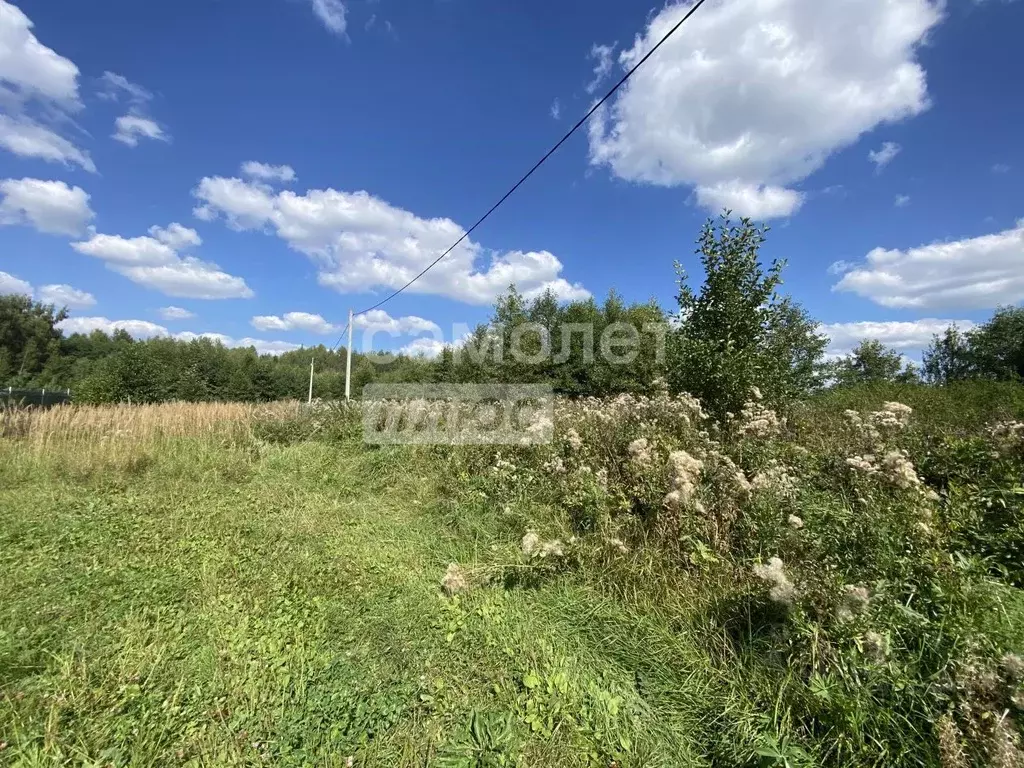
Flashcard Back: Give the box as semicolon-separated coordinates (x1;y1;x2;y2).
399;337;447;358
0;269;31;295
113;114;168;147
251;311;338;334
351;310;446;355
0;270;94;308
57;316;168;339
587;0;941;218
868;141;902;171
895;194;911;207
173;332;301;355
694;182;804;220
192;176;589;305
396;329;472;358
353;309;440;335
550;98;561;121
150;222;201;250
99;71;167;148
0;1;80;105
820;318;974;357
71;223;254;299
833;221;1024;310
56;316;300;355
992;163;1010;174
241;161;296;184
0;177;94;235
310;0;347;36
37;283;95;308
0;1;94;171
158;305;195;320
0;114;95;172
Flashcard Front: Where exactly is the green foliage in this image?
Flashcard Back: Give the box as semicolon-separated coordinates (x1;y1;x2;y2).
669;214;828;420
3;383;1024;766
831;339;920;387
924;307;1024;383
0;294;67;386
923;324;974;384
969;306;1024;380
437;711;516;767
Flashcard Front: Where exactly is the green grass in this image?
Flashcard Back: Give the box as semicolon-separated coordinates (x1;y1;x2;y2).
2;386;1022;767
0;438;727;766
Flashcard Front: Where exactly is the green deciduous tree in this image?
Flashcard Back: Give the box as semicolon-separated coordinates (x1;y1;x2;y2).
0;294;67;386
924;309;1024;384
669;215;827;420
831;339;919;387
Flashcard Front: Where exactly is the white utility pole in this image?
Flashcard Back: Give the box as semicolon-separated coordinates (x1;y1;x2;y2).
345;308;353;401
307;356;315;404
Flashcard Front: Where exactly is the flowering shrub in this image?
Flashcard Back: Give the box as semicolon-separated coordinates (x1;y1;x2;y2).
435;385;1024;765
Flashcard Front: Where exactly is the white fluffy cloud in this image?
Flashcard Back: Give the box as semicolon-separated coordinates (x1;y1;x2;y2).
694;182;804;220
57;316;300;355
0;1;79;105
399;337;447;358
0;1;94;171
397;329;472;358
0;268;30;295
241;161;296;184
38;283;95;308
173;332;301;356
113;114;168;147
158;306;195;320
0;269;94;307
354;309;441;335
251;311;337;334
868;141;902;171
0;114;95;171
820;318;974;357
58;316;167;339
193;176;589;305
834;221;1024;310
310;0;347;35
587;0;941;218
895;194;911;207
150;222;201;250
71;222;254;300
99;71;167;148
0;177;93;235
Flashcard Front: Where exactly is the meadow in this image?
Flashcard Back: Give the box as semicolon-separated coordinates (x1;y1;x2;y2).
2;384;1023;767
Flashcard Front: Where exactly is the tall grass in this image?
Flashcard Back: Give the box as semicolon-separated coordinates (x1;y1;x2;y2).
0;400;303;476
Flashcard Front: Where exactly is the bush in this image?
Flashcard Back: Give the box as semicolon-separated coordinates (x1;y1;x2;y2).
670;214;827;421
438;382;1024;766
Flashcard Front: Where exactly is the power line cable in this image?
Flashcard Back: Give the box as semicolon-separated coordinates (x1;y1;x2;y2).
333;0;709;351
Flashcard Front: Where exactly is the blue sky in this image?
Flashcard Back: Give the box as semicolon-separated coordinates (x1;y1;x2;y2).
1;0;1022;359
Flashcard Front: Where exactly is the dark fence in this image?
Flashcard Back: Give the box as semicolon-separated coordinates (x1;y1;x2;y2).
0;387;72;407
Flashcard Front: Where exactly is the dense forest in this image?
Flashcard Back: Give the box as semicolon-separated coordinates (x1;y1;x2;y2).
2;217;1022;405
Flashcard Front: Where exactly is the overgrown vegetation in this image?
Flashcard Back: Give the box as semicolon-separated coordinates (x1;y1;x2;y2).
1;386;1022;766
2;216;1023;765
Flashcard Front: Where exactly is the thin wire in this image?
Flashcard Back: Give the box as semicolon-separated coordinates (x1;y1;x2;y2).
333;0;710;351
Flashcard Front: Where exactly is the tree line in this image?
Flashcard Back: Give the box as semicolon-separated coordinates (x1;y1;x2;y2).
2;215;1022;407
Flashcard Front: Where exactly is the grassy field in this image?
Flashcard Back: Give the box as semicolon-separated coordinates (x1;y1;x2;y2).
2;389;1023;767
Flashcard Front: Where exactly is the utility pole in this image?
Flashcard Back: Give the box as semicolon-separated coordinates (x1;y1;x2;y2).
307;356;314;405
345;308;353;402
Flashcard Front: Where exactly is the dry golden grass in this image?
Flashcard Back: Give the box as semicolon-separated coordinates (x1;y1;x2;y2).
0;400;302;469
